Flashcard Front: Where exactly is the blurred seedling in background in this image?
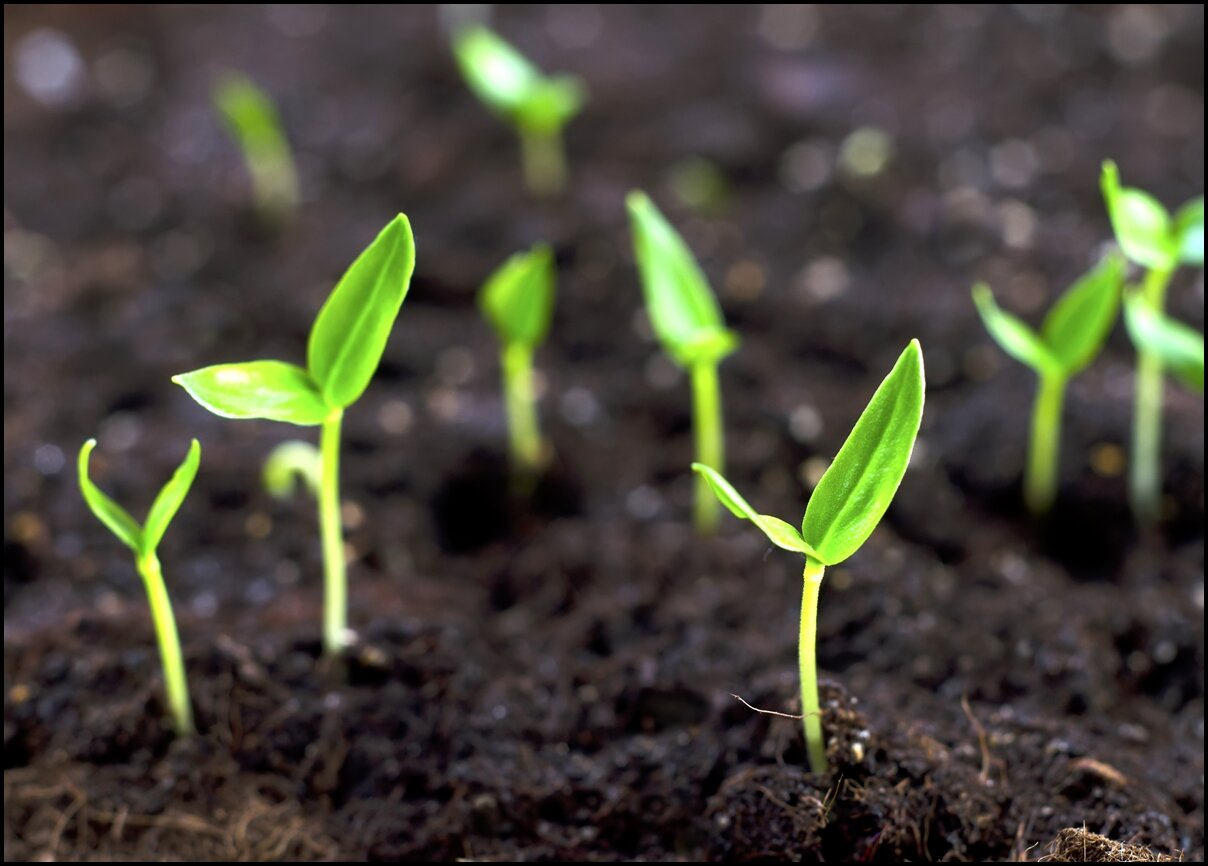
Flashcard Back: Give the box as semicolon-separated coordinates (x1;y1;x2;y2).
479;243;557;483
1100;161;1203;523
972;254;1124;515
213;72;299;227
694;340;925;774
264;440;322;500
452;25;585;197
78;438;200;736
173;215;415;657
628;190;739;534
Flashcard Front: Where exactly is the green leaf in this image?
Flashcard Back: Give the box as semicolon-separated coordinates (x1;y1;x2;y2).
1174;196;1204;266
307;214;416;408
78;439;143;553
480;244;556;347
1124;295;1205;393
1100;160;1175;270
212;72;298;220
691;463;821;557
972;283;1061;377
1040;254;1124;375
143;439;201;554
263;440;322;499
802;340;925;565
172;361;329;426
627;191;739;367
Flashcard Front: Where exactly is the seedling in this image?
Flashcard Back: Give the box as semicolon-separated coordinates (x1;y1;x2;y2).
214;72;300;226
694;340;925;774
1101;161;1203;522
479;243;556;477
628;190;739;533
972;254;1124;514
173;215;415;656
78;438;200;736
452;25;585;196
264;440;322;500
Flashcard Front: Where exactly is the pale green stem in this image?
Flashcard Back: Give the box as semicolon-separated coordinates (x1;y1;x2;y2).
1025;373;1066;515
136;551;193;736
1131;265;1173;525
320;409;347;656
800;557;828;774
519;125;567;197
691;361;724;533
503;342;543;476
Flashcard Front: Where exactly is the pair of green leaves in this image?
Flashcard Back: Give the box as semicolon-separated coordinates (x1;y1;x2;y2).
79;439;201;558
693;340;925;566
1124;296;1204;393
972;254;1124;381
1101;161;1203;271
453;26;585;135
627;191;739;368
173;215;416;425
480;244;556;348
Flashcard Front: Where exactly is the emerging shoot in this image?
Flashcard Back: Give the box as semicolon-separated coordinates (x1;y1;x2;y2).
1101;161;1203;523
479;243;556;479
214;72;300;227
264;440;322;500
78;438;200;736
173;215;415;656
452;25;585;197
628;190;739;533
694;340;925;774
972;254;1124;514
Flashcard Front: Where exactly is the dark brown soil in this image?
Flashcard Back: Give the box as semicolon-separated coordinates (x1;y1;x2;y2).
4;5;1204;861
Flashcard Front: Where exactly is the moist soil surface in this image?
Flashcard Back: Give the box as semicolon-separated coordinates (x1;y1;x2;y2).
4;5;1204;861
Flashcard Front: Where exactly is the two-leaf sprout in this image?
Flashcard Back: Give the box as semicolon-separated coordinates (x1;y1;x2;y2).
479;243;557;480
1101;161;1204;523
213;73;299;227
452;25;586;197
628;191;739;533
694;340;925;773
973;255;1124;515
173;215;415;656
78;439;201;736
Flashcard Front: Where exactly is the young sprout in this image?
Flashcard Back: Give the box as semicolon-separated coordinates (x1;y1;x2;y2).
479;243;556;479
263;440;322;500
1123;294;1204;394
173;215;415;656
1101;161;1204;523
972;254;1124;515
452;25;585;197
213;72;300;226
627;190;739;533
693;340;925;774
78;438;201;736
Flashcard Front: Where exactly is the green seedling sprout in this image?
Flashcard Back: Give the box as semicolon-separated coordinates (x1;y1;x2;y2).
693;340;925;774
452;25;585;197
627;190;739;533
78;438;200;736
214;72;300;226
264;440;322;500
479;243;556;479
1101;161;1203;523
173;215;415;656
972;254;1124;515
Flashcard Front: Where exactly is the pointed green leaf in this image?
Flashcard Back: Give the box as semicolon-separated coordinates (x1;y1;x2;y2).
1040;254;1123;375
173;361;329;426
972;283;1061;377
802;340;925;565
1174;196;1204;266
691;463;820;557
1100;161;1175;270
307;214;416;408
78;439;143;553
212;72;298;219
143;439;201;554
1124;295;1204;393
628;191;738;367
480;244;556;348
263;440;322;499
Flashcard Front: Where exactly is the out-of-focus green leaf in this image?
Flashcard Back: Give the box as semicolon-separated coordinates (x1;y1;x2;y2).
973;284;1061;377
480;244;556;347
1101;160;1175;270
1040;255;1124;375
1124;295;1204;393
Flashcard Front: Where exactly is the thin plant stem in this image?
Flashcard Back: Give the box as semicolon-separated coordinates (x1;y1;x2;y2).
519;126;567;197
1025;374;1067;515
137;552;193;736
691;361;724;533
503;342;543;476
320;409;347;656
1131;265;1173;524
799;557;828;774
